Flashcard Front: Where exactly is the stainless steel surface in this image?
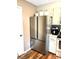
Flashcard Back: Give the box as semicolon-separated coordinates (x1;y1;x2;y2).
30;16;48;54
31;39;46;54
30;16;36;39
38;16;47;42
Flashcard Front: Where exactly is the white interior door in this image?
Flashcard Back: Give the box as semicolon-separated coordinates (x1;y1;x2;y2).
17;6;24;56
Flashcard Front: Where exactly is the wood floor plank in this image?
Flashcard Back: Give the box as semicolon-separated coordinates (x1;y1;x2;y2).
28;51;38;59
18;50;61;59
34;53;43;59
46;54;56;59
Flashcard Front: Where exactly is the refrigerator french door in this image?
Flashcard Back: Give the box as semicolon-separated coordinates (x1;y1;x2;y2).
30;15;48;54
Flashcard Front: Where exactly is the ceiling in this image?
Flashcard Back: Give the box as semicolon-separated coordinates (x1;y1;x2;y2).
26;0;56;6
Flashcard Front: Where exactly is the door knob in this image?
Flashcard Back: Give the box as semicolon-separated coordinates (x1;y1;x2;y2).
20;34;22;37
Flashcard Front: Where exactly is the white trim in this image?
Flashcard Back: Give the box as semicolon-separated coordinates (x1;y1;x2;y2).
23;48;31;54
18;48;31;56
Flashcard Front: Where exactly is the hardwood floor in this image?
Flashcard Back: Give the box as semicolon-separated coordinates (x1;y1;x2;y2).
18;50;61;59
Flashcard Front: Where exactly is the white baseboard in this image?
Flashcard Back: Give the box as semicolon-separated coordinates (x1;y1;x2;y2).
23;48;31;53
18;48;31;56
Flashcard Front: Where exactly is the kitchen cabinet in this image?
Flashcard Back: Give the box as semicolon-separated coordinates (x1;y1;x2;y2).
56;57;61;59
48;35;57;54
56;50;61;57
53;7;61;25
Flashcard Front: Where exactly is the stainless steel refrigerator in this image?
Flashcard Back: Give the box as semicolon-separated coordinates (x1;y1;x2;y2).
30;15;48;54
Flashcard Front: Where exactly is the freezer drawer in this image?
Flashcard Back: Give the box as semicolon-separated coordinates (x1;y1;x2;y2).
31;39;46;54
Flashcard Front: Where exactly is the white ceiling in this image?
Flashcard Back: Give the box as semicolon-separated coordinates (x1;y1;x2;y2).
26;0;56;6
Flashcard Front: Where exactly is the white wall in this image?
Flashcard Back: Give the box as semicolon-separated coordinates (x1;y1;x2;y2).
0;0;17;59
17;0;37;51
